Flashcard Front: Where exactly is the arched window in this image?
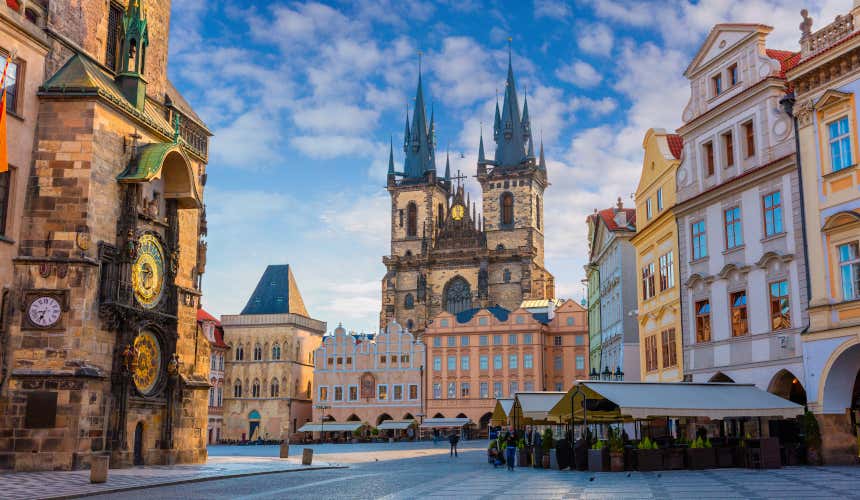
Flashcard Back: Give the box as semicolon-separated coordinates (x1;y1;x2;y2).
295;345;301;361
306;381;312;398
444;277;472;315
252;380;261;398
406;202;418;237
404;293;415;310
217;386;223;406
209;387;215;406
234;380;242;398
438;203;445;228
536;195;542;230
271;378;280;397
235;345;244;361
254;344;262;361
272;344;281;360
501;193;514;226
503;269;512;283
219;354;224;370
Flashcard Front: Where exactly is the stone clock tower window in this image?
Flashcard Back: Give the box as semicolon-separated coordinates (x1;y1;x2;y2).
406;203;418;237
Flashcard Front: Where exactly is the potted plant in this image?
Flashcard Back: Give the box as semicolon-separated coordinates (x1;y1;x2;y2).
542;428;554;468
802;410;822;465
517;438;528;467
635;437;663;471
608;428;625;472
574;429;591;471
686;436;716;469
665;437;686;469
588;440;610;472
370;427;379;442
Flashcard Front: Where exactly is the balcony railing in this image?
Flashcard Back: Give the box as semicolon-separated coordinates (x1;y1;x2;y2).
801;13;856;58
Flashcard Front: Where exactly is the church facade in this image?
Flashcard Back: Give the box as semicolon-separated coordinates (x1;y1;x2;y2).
380;58;554;334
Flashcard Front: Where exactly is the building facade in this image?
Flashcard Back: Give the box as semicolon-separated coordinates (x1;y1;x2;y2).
380;58;554;334
786;4;860;464
0;0;212;471
586;201;640;380
312;322;424;427
199;309;228;444
675;25;808;395
586;265;601;370
221;265;324;442
423;299;588;431
632;129;684;382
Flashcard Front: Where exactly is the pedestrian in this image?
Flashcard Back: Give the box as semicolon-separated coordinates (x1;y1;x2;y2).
432;428;438;446
505;432;516;471
449;431;460;457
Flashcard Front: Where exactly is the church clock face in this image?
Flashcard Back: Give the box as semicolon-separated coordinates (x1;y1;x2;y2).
133;330;162;396
28;296;62;328
451;204;465;221
132;234;165;309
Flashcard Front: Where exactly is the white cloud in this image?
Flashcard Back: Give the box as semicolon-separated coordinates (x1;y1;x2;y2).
570;96;618;116
555;60;603;88
291;135;379;159
293;103;380;134
209;110;284;169
534;0;571;19
577;23;615;57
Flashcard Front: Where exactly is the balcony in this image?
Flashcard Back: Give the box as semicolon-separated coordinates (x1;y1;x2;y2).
801;13;856;59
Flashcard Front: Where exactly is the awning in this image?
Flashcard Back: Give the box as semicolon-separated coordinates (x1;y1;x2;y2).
377;420;416;430
419;417;472;428
297;422;363;432
492;398;514;424
510;392;567;424
548;381;805;421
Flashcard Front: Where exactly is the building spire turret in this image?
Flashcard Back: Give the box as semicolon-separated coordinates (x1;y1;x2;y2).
400;52;437;179
493;40;528;167
445;149;451;180
478;127;487;164
388;136;395;175
538;139;547;171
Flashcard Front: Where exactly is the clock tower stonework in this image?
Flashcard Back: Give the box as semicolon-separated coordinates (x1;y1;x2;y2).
380;59;555;335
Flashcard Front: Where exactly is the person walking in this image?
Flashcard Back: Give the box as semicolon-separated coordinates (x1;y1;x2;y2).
432;428;438;446
504;432;517;471
449;431;460;457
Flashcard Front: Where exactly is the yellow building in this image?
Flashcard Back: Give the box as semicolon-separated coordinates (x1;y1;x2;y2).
631;129;683;382
787;5;860;464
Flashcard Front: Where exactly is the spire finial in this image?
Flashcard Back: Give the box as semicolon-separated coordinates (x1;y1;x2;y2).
507;37;512;66
418;50;423;77
388;135;395;175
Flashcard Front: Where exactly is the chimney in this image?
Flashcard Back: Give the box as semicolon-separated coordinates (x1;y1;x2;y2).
614;197;627;227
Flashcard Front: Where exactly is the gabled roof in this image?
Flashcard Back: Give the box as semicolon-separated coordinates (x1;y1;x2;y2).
596;207;636;232
765;49;801;79
197;308;220;325
240;265;310;316
197;308;228;348
667;134;683;160
684;24;772;77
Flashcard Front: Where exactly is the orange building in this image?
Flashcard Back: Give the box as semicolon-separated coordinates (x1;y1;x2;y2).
423;300;588;433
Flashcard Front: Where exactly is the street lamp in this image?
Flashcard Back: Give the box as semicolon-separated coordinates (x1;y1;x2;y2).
589;368;599;380
314;404;331;442
570;385;588;442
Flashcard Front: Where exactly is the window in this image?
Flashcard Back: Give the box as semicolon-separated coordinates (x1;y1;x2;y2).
334;386;342;401
480;335;488;346
661;328;677;368
447;382;456;399
378;385;388;401
0;54;18;115
461;356;469;370
349;386;358;401
393;385;403;400
447;356;456;371
641;262;656;300
724;207;743;249
493;382;502;398
479;355;488;370
409;384;418;399
509;381;519;396
447;336;456;347
575;335;584;346
554;336;562;346
555;382;563;391
657;188;664;211
105;3;123;71
575;355;585;370
319;386;328;401
712;74;722;95
493;354;502;370
504;269;512;283
524;354;533;369
271;344;281;360
829;117;853;171
480;382;489;398
692;221;708;260
433;356;441;371
406;202;418;236
728;63;739;86
743;121;755;157
567;317;575;326
235;345;244;361
433;383;441;399
253;344;262;361
536;196;542;229
433;336;441;347
479;317;488;326
723;132;734;167
461;382;470;397
515;315;524;324
696;300;711;343
523;333;533;345
730;291;748;337
217;387;222;406
493;335;502;345
24;392;57;429
769;281;791;330
404;294;414;309
703;142;715;177
839;242;860;300
646;198;653;220
461;335;469;346
645;335;658;372
252;380;260;398
553;355;562;370
659;252;675;291
509;354;518;369
763;192;783;237
210;387;215;406
501;192;514;226
509;334;518;345
380;355;387;364
524;381;534;391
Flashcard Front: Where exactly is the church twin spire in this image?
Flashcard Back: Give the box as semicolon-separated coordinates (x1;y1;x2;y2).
398;59;437;180
490;49;535;167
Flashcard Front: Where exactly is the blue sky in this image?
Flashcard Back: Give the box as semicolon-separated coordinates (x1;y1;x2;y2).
167;0;842;332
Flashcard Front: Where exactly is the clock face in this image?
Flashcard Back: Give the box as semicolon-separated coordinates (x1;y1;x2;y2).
132;234;165;309
133;330;162;396
28;296;62;328
451;204;465;221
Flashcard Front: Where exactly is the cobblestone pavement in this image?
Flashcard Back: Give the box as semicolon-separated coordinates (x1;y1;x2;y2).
82;441;860;500
0;455;342;500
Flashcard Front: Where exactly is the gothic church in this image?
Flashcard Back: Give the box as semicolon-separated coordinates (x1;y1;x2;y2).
380;56;555;333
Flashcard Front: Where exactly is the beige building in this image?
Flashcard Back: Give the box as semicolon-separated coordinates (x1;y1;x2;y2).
424;299;588;433
199;309;228;444
312;322;425;428
222;265;324;442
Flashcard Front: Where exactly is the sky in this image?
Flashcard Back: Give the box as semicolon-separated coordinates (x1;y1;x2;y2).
167;0;844;334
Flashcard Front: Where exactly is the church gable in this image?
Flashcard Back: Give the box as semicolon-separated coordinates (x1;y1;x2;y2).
684;24;770;78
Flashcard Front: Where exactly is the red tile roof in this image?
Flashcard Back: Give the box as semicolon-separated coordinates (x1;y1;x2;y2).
212;325;228;349
197;308;220;325
766;49;801;78
667;134;683;160
597;207;636;232
197;308;228;348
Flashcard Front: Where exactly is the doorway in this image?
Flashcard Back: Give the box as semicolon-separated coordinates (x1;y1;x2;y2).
133;422;144;465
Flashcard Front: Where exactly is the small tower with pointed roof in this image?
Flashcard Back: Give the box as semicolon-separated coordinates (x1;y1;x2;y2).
115;0;150;110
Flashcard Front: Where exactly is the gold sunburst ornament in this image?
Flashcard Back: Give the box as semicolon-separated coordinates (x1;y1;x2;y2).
131;234;165;309
133;331;161;395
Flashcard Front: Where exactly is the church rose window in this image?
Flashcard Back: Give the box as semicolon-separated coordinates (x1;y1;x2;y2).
444;277;472;315
501;193;514;226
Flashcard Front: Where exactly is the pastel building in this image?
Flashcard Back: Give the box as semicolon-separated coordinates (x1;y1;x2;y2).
674;25;808;394
311;322;425;427
786;3;860;463
631;129;684;382
199;309;228;444
423;300;588;432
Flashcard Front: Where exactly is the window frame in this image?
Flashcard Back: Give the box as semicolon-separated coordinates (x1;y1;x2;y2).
661;328;677;368
730;290;749;337
500;192;515;227
728;63;739;87
724;206;743;249
828;116;854;172
695;299;711;343
1;51;21;115
691;220;708;260
769;280;792;331
839;242;860;301
722;131;734;168
645;335;658;372
703;141;715;177
712;74;722;96
763;191;784;237
656;188;664;212
646;198;653;220
743;120;755;158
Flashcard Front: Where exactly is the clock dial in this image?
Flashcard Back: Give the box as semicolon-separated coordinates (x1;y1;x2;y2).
132;234;165;309
451;204;465;221
133;330;162;396
28;296;62;328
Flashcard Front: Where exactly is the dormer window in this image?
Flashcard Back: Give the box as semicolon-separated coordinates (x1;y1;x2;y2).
712;74;723;96
728;64;738;86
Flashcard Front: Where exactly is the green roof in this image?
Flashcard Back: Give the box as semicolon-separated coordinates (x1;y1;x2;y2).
117;142;182;182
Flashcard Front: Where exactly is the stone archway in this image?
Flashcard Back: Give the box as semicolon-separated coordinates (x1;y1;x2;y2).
819;342;860;463
479;412;493;429
377;413;392;426
768;369;807;405
709;372;734;383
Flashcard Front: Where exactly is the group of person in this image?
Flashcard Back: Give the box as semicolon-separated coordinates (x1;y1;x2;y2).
488;427;581;471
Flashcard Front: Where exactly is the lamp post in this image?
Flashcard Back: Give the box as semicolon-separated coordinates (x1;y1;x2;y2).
589;368;599;381
614;366;624;381
601;366;611;381
314;404;331;442
570;385;587;441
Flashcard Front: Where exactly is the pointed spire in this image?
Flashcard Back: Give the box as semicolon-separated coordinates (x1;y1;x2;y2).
445;149;451;180
478;131;487;164
494;40;527;167
527;134;535;159
493;90;501;142
538;140;547;170
402;52;436;178
388;136;395;175
522;89;531;132
403;109;410;153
